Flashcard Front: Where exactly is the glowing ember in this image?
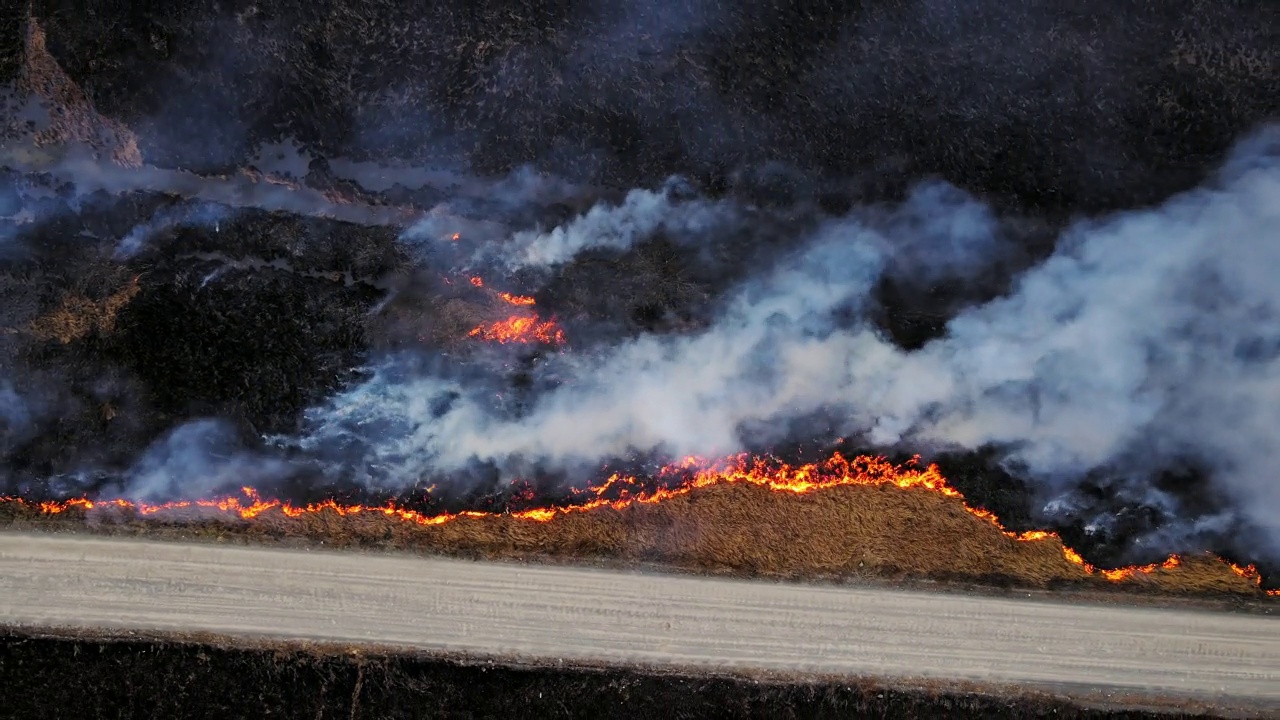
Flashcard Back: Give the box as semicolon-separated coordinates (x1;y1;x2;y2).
451;232;461;241
460;274;563;344
5;452;1274;595
468;314;565;345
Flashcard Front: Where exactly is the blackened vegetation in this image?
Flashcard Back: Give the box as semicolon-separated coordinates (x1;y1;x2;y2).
536;236;710;338
20;0;1277;351
0;631;1249;720
0;192;409;487
109;210;406;434
112;266;369;433
21;0;1279;217
0;3;20;82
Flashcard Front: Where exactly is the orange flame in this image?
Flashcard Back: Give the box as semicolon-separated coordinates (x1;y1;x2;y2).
451;273;567;345
468;314;565;345
451;232;461;241
497;292;537;307
7;452;1275;595
1227;560;1276;596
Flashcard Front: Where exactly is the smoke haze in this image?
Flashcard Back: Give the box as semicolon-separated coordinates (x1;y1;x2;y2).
287;126;1280;553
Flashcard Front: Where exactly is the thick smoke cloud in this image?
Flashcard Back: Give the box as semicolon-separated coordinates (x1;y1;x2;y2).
287;187;951;480
894;128;1280;548
289;126;1280;554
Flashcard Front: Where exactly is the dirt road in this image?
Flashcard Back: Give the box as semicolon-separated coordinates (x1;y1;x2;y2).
2;532;1278;705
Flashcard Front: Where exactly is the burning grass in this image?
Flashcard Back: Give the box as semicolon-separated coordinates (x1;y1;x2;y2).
463;273;566;345
2;454;1272;599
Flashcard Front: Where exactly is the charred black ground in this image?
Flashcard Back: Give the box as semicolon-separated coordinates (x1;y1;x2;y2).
24;0;1278;217
2;2;1279;585
0;630;1263;720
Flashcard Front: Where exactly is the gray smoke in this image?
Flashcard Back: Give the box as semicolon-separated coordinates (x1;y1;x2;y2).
0;381;31;449
397;173;750;276
2;131;596;252
122;419;291;501
250;137;587;207
869;180;1011;284
1;136;424;227
498;176;738;269
114;203;235;258
290;125;1280;551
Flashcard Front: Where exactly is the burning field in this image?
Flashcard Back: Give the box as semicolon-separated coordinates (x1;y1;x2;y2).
4;0;1280;618
3;452;1277;598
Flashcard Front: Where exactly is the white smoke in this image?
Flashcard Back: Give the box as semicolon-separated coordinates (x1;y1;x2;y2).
0;381;31;446
288;178;998;473
292;125;1280;550
873;180;1009;283
396;165;589;248
500;176;739;269
894;128;1280;544
123;419;292;501
0;142;424;226
114;202;234;258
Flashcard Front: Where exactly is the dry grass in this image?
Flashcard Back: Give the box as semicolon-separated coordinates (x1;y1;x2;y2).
2;482;1268;598
16;16;142;167
26;276;141;344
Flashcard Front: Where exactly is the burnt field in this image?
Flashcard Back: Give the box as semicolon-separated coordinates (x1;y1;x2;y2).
10;0;1277;218
3;629;1257;720
3;0;1280;595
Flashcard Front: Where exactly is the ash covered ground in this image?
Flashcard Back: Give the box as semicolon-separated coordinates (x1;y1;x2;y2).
1;0;1279;585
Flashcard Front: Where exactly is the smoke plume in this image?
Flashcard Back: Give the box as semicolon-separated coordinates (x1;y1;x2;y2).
0;381;30;448
497;176;737;270
288;125;1280;553
121;419;293;501
114;203;234;259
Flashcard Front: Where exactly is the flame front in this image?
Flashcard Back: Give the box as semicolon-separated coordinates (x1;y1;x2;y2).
8;452;1275;595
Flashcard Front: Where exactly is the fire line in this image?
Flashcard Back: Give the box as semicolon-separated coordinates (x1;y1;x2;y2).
3;452;1276;596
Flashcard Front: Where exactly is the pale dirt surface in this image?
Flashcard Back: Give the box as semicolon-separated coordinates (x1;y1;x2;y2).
3;532;1279;708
